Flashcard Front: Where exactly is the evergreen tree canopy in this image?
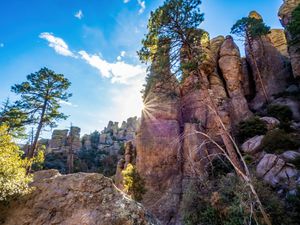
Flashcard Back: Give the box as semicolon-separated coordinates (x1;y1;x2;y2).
11;67;72;159
11;68;72;128
138;0;205;97
0;99;29;138
231;17;270;39
138;0;204;63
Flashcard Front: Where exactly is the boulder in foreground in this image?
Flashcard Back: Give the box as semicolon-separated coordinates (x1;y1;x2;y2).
2;170;161;225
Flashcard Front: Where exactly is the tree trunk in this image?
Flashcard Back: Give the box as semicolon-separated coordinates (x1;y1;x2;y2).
27;99;47;160
67;127;74;174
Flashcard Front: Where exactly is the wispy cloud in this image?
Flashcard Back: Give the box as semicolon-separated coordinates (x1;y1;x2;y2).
124;0;130;3
137;0;146;14
59;100;79;108
78;50;146;84
39;32;77;57
117;50;126;61
74;10;84;20
0;43;4;48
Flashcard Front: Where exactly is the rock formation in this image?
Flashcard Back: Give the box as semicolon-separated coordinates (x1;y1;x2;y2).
133;31;255;224
132;5;300;225
48;127;81;153
218;35;252;124
245;11;291;110
257;154;299;188
2;170;161;225
136;40;182;224
43;117;139;174
279;0;300;78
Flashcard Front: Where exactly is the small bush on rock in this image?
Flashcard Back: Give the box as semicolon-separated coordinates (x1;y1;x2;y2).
291;156;300;170
261;129;299;154
207;156;234;178
122;163;146;202
237;117;267;142
267;104;293;123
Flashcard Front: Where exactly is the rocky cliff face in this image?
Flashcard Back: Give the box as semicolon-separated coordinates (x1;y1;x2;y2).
132;4;300;225
2;170;160;225
279;0;300;78
245;11;291;110
136;58;182;223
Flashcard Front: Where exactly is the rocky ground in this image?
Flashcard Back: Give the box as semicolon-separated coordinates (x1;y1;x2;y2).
1;170;160;225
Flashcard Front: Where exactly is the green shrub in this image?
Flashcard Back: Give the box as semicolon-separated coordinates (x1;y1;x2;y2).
0;125;32;202
207;156;234;178
122;163;146;202
181;181;215;225
181;175;293;225
267;104;293;123
237;117;267;142
261;129;299;154
243;154;254;165
286;187;300;224
31;147;45;171
291;156;300;170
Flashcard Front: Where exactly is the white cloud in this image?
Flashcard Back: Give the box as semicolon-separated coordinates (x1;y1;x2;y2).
120;51;126;57
117;50;126;61
95;68;144;130
59;100;79;108
75;10;84;20
137;0;146;14
124;0;130;3
78;50;146;84
39;32;77;58
0;43;4;48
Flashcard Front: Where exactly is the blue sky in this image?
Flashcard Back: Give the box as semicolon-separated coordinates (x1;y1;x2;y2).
0;0;283;138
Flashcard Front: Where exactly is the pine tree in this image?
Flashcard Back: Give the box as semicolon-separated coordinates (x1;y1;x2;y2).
11;67;72;160
231;16;271;103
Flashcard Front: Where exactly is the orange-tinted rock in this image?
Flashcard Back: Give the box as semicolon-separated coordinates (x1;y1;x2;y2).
246;12;291;110
279;0;300;78
219;36;252;124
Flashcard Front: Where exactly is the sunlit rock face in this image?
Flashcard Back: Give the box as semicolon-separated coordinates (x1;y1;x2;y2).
219;36;252;125
135;39;182;225
279;0;300;78
268;29;289;57
2;170;161;225
134;8;297;224
246;11;291;110
135;32;254;224
48;127;81;153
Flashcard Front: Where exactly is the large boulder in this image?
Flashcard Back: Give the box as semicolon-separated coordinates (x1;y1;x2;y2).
241;135;264;154
281;151;300;162
2;170;160;225
260;117;280;130
256;154;299;187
